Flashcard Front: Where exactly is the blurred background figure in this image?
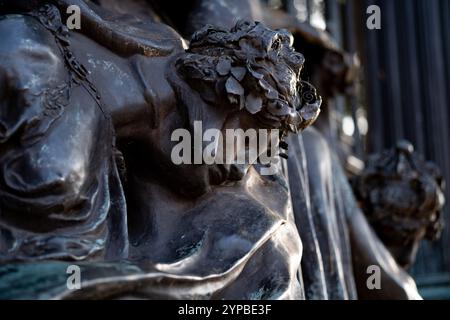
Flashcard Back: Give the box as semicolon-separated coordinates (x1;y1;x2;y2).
270;0;450;299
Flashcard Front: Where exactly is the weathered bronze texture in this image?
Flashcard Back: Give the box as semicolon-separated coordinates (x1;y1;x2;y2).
0;0;430;300
0;2;315;299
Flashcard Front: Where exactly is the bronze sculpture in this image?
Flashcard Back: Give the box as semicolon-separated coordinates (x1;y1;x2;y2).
353;140;445;269
0;0;437;300
0;1;317;299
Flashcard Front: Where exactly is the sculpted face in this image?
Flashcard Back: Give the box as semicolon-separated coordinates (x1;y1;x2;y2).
353;141;445;268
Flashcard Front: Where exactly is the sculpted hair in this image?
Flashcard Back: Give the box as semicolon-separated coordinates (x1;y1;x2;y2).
176;21;322;133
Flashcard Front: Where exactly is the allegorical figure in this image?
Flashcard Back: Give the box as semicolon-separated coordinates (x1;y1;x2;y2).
0;2;322;299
